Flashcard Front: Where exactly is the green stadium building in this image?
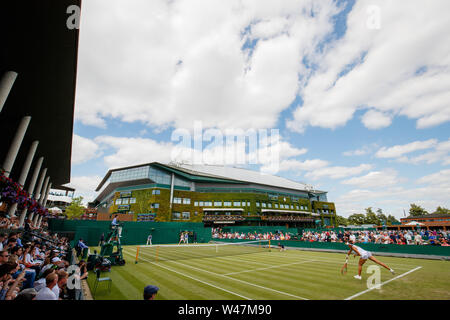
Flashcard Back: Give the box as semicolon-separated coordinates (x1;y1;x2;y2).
93;162;337;227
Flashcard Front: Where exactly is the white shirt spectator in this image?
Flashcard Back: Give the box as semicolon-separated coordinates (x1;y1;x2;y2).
52;285;60;299
35;287;57;300
34;278;47;292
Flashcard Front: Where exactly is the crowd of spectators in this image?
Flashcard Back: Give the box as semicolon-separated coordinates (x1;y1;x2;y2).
0;213;87;300
263;215;313;222
212;227;450;246
1;215;49;230
300;229;450;246
203;215;245;222
212;228;292;241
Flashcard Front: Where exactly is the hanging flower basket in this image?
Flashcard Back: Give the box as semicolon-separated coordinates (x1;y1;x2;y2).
0;169;48;216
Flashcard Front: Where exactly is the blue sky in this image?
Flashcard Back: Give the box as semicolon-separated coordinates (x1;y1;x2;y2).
69;0;450;218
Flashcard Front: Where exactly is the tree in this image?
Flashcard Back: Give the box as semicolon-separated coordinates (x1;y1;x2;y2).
336;215;348;226
65;196;85;220
376;208;388;225
432;206;450;215
387;214;400;225
409;204;428;217
364;207;380;225
347;213;365;225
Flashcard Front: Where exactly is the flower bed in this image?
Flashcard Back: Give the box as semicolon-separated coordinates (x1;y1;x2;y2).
0;169;49;217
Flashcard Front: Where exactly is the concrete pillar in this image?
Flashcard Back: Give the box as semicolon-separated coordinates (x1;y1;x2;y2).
39;176;50;205
37;215;43;228
33;212;40;227
19;157;43;227
26;157;43;196
2;116;31;177
27;169;47;226
0;71;18;113
42;182;51;207
34;168;47;200
33;181;51;227
6;140;39;217
18;141;39;186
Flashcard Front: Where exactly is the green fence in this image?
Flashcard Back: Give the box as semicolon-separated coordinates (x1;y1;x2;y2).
48;219;213;247
214;239;450;257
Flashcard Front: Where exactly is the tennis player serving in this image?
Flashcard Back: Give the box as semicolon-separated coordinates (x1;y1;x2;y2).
343;237;395;280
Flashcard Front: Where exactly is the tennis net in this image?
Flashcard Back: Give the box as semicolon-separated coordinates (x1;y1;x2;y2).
135;240;271;263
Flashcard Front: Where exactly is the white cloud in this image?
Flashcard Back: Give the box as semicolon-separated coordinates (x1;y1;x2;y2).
65;175;103;204
305;163;373;180
342;143;379;157
361;109;392;130
278;158;329;172
94;133;306;174
341;168;401;188
75;0;340;131
374;138;450;165
71;134;101;165
396;139;450;165
416;169;450;188
335;168;450;218
375;139;438;159
287;0;450;133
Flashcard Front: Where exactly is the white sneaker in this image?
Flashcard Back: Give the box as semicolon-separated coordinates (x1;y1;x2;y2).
390;269;395;275
354;275;362;280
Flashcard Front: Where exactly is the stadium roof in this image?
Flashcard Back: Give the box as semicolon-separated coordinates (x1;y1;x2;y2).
168;163;325;193
403;213;450;219
95;162;326;194
0;1;80;186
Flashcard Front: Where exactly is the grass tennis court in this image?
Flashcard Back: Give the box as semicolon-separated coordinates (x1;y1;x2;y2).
87;244;450;300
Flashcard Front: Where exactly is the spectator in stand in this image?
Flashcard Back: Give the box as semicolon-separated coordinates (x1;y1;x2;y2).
35;272;59;300
0;233;6;251
143;285;159;300
414;232;423;245
52;269;68;299
0;263;26;300
34;268;56;292
76;239;89;258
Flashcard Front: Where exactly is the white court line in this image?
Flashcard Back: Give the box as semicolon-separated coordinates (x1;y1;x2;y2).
344;266;423;300
254;251;415;269
224;259;317;276
122;249;251;300
133;248;309;300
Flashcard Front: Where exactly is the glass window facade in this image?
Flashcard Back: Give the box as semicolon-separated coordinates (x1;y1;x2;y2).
111;166;149;184
148;167;171;185
172;212;181;220
174;176;191;188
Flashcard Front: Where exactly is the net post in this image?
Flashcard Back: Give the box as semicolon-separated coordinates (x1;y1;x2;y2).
135;245;140;264
268;240;271;252
156;246;159;262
